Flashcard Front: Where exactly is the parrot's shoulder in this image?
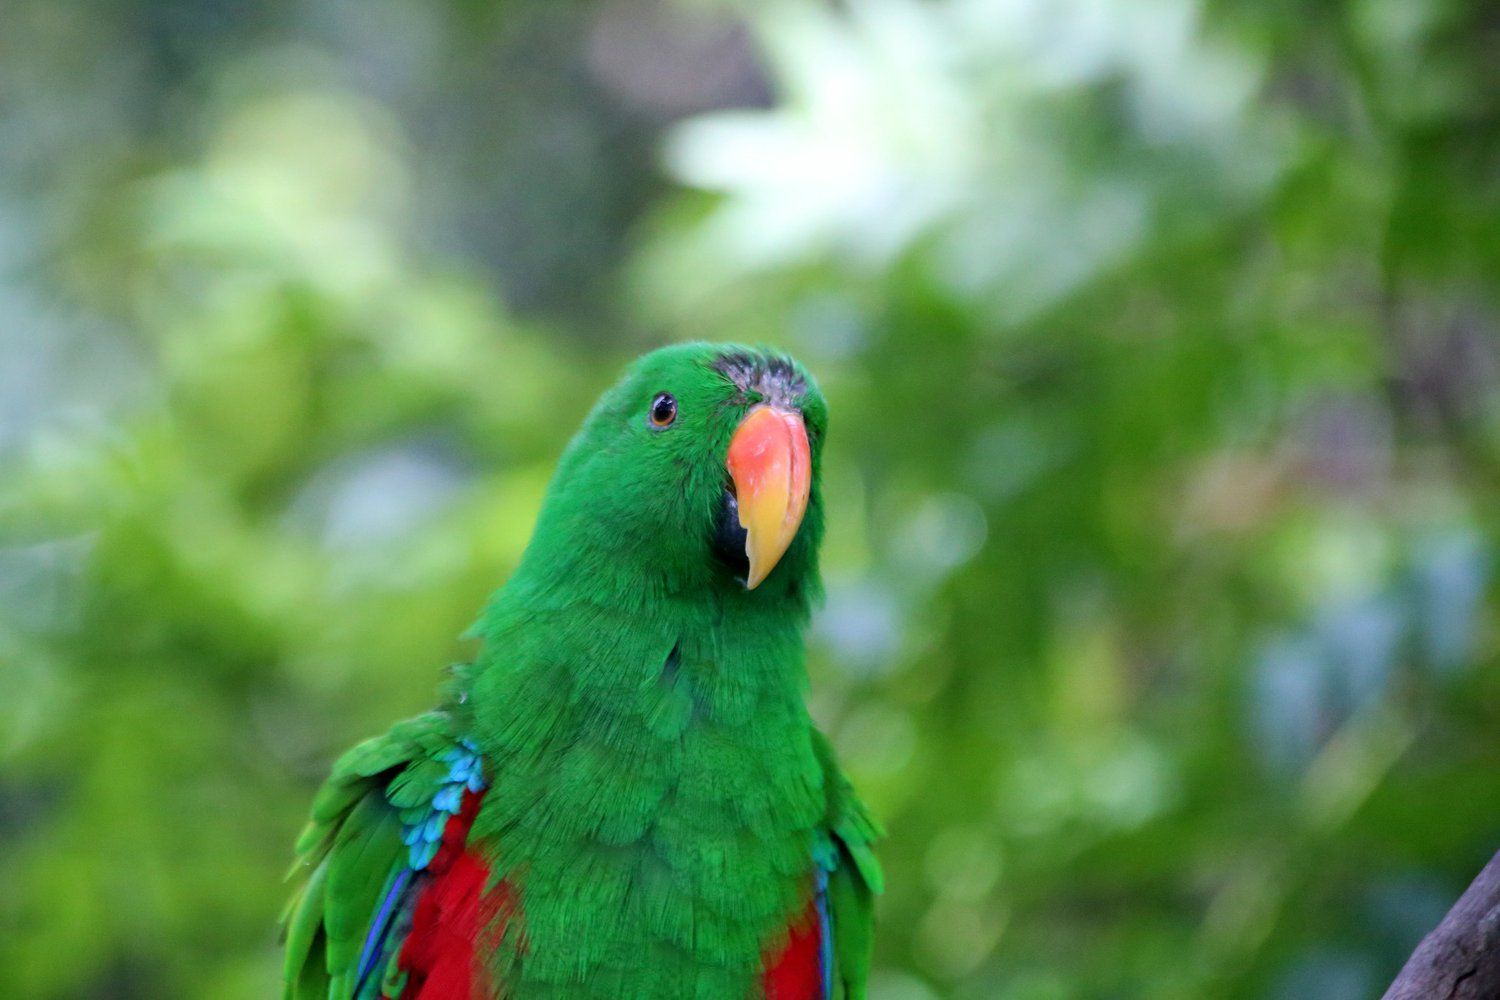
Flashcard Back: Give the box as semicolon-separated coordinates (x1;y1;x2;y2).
281;709;488;1000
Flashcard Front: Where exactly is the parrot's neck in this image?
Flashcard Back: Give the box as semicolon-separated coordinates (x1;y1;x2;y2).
465;525;820;754
464;578;818;784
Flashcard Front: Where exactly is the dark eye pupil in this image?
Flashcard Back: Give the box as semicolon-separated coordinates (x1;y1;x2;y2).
651;394;676;425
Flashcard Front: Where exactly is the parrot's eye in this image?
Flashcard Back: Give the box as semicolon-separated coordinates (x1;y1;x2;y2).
649;393;677;428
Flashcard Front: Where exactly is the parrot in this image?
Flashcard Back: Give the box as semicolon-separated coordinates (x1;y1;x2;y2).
281;343;883;1000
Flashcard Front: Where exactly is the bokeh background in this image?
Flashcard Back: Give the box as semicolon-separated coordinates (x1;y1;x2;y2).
3;0;1500;997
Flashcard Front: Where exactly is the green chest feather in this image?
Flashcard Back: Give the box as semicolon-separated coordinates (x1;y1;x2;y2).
465;606;827;1000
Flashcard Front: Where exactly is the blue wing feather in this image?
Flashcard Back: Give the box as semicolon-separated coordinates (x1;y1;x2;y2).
348;743;487;999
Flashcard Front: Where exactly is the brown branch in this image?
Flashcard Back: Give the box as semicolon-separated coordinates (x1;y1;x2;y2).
1383;850;1500;1000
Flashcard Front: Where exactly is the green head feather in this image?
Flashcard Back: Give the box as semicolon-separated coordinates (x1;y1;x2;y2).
493;340;829;613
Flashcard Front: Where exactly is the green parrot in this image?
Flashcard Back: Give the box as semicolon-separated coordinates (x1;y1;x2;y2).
282;343;883;1000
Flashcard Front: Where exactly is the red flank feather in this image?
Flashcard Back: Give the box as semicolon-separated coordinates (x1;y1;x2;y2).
761;897;823;1000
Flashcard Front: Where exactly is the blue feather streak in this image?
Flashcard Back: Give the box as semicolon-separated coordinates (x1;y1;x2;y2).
355;866;411;994
815;866;833;1000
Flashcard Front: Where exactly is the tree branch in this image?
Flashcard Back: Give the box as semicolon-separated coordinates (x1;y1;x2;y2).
1383;850;1500;1000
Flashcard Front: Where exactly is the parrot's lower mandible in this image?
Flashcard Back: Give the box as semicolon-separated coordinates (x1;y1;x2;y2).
281;344;883;1000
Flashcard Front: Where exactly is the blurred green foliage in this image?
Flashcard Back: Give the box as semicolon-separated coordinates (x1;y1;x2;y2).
3;0;1500;998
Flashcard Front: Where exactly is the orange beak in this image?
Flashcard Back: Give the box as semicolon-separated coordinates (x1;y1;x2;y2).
725;405;812;589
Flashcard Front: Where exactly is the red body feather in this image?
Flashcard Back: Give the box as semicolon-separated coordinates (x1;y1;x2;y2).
761;897;824;1000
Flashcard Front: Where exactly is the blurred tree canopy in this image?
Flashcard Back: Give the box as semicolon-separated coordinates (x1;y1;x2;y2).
2;0;1499;998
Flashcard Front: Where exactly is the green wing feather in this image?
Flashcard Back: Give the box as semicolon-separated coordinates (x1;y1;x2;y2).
281;711;460;1000
813;730;884;1000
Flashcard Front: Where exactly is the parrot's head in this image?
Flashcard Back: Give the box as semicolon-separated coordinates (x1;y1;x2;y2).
525;342;826;603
